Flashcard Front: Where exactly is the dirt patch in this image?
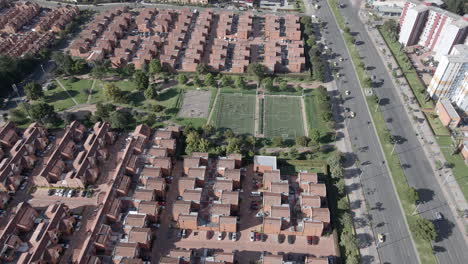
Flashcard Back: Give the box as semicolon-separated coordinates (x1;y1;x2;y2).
178;90;212;118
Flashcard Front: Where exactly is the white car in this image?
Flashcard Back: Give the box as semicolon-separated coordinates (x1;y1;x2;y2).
250;231;255;241
345;90;350;95
218;232;224;240
231;232;238;241
350;111;356;118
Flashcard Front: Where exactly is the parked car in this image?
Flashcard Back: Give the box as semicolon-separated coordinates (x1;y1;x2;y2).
307;236;319;245
231;232;238;241
436;212;443;220
250;231;255;242
217;232;224;240
81;190;87;197
177;230;183;238
277;234;285;244
48;189;55;196
181;229;187;238
255;232;261;241
378;233;385;243
206;230;214;240
287;235;295;244
261;233;267;242
176;196;183;200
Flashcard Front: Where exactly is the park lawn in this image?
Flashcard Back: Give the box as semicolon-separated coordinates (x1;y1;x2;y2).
44;81;76;111
264;96;305;138
59;78;93;105
304;90;330;136
211;93;256;134
435;136;468;201
277;159;326;176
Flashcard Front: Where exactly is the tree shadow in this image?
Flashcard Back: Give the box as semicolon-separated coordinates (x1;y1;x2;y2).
434;218;455;243
432;245;446;253
356;233;373;248
350;199;361;210
158;88;179;101
417;188;435;203
371;202;384;211
361;255;375;264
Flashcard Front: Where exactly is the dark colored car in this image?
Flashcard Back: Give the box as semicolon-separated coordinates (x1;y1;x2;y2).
287;235;296;244
277;234;285;244
206;230;214;240
307;236;319;245
255;232;261;241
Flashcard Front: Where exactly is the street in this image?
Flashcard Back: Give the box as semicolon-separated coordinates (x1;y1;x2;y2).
337;0;468;263
305;0;419;263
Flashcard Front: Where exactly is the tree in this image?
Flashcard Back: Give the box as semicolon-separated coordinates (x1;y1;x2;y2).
300;16;312;26
134;70;149;91
9;107;29;124
357;61;365;70
344;26;351;34
289;148;299;159
91;62;107;79
223;129;234;139
144;86;157;100
204;73;216;87
24;82;44;100
193;75;203;87
104;83;125;103
152;104;164;112
196;63;209;75
279;82;288;91
234;76;246;89
148;59;162;75
30;102;59;125
272;136;283;147
406;187;420;205
220;75;231;87
306;36;316;47
363;76;373;88
296;136;309;147
262;77;275;92
310;128;321;144
411;217;436;242
52;52;74;75
109;111;134;130
226;137;242;154
247;63;266;84
94;103;116;121
321;111;332;122
177;74;188;85
202;124;214;137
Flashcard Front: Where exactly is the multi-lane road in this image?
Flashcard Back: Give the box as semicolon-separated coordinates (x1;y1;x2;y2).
306;1;419;263
311;0;468;263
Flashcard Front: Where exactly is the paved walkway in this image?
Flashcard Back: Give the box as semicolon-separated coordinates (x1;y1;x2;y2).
86;79;96;104
206;88;221;125
359;9;468;243
55;79;79;106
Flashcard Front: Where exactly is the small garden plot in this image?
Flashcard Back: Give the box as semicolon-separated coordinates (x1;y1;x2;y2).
264;96;305;138
212;94;256;134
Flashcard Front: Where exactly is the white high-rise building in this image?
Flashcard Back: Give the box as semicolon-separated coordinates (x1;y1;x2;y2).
398;0;468;58
428;45;468;111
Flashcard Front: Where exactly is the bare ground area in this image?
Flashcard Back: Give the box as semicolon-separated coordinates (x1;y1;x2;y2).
178;90;212;118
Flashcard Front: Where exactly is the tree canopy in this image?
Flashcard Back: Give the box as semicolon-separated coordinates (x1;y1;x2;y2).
148;59;163;75
134;70;149;91
24;82;44;101
247;63;266;83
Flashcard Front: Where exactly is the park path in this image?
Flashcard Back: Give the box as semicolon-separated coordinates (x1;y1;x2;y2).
86;79;97;104
55;79;79;106
300;97;309;136
206;88;221;125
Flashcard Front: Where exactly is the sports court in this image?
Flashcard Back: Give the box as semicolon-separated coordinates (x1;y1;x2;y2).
264;96;306;138
212;93;256;134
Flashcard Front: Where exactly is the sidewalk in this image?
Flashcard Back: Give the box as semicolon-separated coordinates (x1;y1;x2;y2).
330;81;381;264
358;8;468;242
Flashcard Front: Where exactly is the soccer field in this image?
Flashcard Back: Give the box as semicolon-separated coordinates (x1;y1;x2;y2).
212;93;256;134
264;96;305;138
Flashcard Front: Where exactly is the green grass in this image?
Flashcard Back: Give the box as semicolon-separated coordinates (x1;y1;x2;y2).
44;82;76;111
327;0;437;262
435;136;468;200
211;93;256;134
43;78;92;111
259;98;264;134
304;90;330;136
264;96;305;138
378;27;449;137
378;26;467;200
278;159;327;175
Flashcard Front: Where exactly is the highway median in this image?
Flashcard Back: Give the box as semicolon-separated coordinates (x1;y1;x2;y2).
326;0;437;263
